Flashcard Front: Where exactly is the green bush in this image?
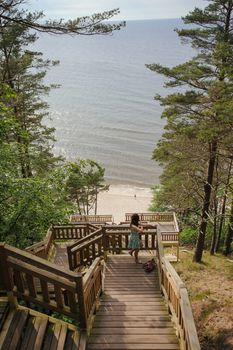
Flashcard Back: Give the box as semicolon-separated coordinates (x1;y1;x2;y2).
180;226;197;246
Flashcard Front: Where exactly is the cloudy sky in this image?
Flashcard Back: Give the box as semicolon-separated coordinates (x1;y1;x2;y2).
29;0;206;21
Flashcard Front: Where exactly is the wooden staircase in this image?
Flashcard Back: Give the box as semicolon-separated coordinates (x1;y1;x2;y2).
88;255;179;350
0;305;85;350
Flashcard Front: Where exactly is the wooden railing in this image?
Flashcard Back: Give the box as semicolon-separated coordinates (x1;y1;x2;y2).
0;243;103;330
52;224;94;240
25;229;54;258
0;212;200;344
70;214;113;224
83;258;103;329
67;228;103;270
156;225;200;350
125;212;174;222
67;225;157;271
25;224;99;260
103;225;157;253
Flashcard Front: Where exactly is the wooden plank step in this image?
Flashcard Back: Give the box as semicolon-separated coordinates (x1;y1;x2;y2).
96;310;168;316
57;324;68;350
0;301;9;331
64;329;80;349
94;315;171;322
101;296;163;301
41;322;54;349
104;280;157;284
105;273;156;277
22;316;46;350
88;334;178;344
19;316;36;349
91;328;176;335
87;344;179;349
98;305;166;311
105;287;159;291
104;279;157;283
89;255;178;350
34;317;49;350
2;309;29;350
104;291;161;295
92;321;174;328
50;322;62;349
100;300;164;305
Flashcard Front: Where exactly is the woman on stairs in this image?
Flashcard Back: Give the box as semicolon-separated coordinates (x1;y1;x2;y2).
128;213;144;263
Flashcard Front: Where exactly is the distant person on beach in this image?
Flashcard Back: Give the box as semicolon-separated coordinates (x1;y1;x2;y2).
128;213;144;263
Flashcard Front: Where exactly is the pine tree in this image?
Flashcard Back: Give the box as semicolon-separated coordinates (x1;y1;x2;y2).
65;159;109;215
0;0;124;35
147;0;233;262
0;10;61;176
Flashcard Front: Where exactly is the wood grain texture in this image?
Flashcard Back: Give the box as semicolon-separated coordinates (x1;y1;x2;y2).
88;255;179;350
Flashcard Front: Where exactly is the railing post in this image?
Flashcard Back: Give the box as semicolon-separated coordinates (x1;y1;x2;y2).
0;243;18;309
75;276;88;329
67;245;73;270
0;242;7;291
102;226;108;260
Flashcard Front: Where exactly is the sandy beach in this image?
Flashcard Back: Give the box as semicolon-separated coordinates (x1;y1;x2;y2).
96;185;153;224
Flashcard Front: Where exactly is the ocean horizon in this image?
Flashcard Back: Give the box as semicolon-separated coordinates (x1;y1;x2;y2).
35;18;195;187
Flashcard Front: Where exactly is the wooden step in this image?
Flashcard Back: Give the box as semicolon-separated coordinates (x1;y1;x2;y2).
1;309;29;350
0;307;85;350
88;255;179;350
0;299;9;332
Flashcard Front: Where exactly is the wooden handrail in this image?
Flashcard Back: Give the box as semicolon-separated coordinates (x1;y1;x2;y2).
125;212;174;222
83;258;103;330
156;225;200;350
52;224;89;240
25;229;54;259
173;212;180;232
70;214;113;224
68;234;103;271
67;225;158;270
0;243;103;330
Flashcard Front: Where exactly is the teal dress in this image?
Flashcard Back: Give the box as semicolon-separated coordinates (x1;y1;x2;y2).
128;229;141;249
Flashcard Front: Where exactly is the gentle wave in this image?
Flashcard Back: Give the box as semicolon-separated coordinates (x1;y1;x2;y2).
36;19;194;186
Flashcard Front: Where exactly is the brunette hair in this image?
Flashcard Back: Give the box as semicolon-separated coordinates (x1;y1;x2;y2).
130;213;140;227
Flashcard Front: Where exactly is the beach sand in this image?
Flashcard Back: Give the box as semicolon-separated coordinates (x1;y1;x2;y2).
96;185;153;224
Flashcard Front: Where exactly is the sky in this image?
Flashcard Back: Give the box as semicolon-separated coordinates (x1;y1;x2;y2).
28;0;206;21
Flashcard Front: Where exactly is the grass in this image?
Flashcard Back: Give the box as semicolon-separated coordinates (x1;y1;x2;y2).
171;248;233;350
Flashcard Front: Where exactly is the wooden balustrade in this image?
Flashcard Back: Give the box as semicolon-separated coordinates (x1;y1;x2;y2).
104;225;157;253
125;212;174;222
156;225;200;350
25;229;54;259
0;243;103;330
0;213;200;342
83;258;103;329
70;214;113;224
67;229;103;271
161;232;179;242
67;225;158;270
52;224;90;240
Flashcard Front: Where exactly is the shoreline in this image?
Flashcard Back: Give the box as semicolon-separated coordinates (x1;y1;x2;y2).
96;184;153;224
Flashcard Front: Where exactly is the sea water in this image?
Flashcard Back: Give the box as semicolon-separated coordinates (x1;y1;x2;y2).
35;19;194;187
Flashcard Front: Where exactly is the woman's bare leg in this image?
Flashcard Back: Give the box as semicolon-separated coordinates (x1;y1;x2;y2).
129;249;135;256
134;249;140;263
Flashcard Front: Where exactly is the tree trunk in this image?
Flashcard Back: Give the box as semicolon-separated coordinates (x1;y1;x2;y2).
215;160;232;252
86;190;89;215
193;140;218;262
223;199;233;256
94;187;98;215
210;199;218;255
